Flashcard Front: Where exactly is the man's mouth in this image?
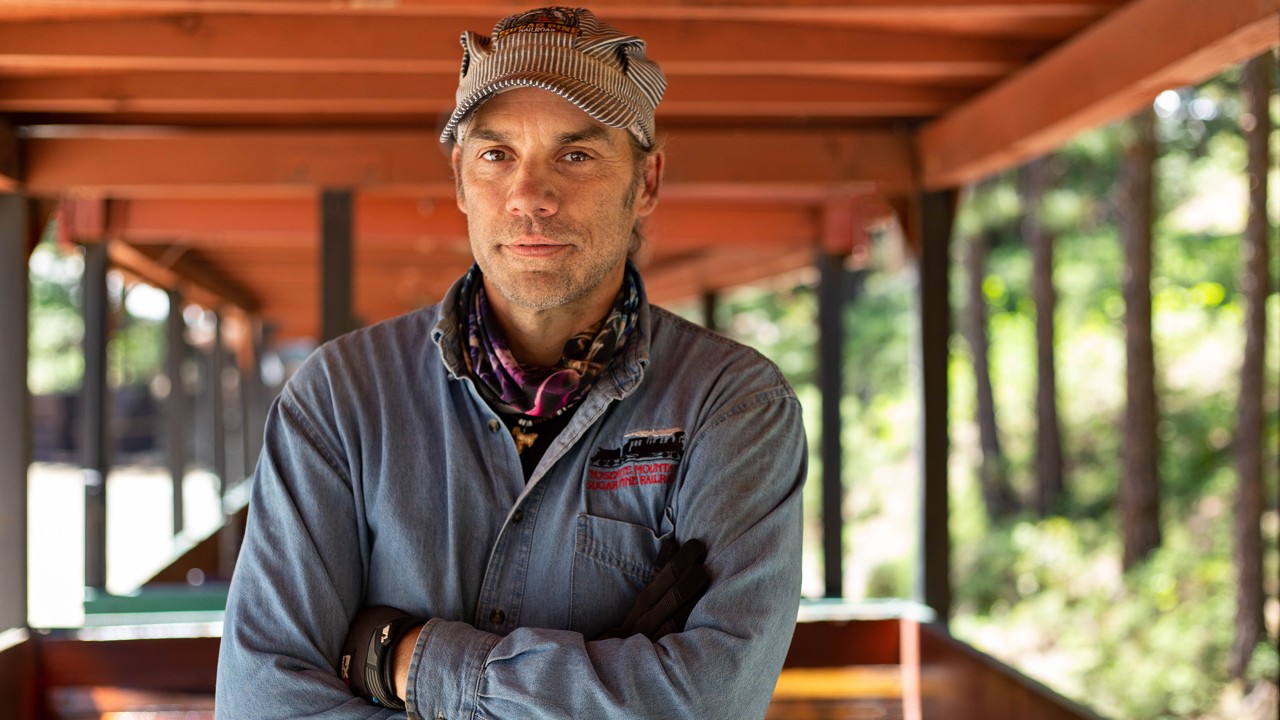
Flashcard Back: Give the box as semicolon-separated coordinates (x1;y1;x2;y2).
505;236;570;258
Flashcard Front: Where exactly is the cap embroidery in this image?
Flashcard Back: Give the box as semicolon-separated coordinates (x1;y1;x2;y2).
497;7;582;39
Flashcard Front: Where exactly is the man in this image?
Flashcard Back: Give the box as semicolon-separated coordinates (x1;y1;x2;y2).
215;7;806;718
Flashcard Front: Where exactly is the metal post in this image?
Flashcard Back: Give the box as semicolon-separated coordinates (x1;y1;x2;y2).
701;290;718;333
0;194;30;629
211;312;227;495
320;189;355;343
210;312;235;579
82;242;110;590
241;317;266;475
817;252;846;598
917;189;957;622
166;289;188;536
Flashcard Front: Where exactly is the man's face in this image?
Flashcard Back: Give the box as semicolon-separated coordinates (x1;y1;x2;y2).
452;87;661;316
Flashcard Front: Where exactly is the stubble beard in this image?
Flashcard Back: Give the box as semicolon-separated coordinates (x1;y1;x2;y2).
479;214;628;312
466;171;645;313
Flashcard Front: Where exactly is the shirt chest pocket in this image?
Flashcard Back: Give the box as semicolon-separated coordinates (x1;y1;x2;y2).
569;513;668;639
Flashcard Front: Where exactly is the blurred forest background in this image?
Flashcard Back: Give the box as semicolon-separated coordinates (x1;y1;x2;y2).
27;60;1278;720
692;59;1279;720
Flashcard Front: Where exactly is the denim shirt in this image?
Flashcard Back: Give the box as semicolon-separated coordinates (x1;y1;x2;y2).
215;272;807;719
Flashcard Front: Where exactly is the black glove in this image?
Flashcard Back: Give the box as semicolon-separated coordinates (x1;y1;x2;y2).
603;538;711;641
339;605;420;711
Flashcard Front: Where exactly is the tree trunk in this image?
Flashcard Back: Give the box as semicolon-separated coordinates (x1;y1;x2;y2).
1118;107;1161;571
1021;156;1066;517
962;224;1017;521
1228;52;1272;681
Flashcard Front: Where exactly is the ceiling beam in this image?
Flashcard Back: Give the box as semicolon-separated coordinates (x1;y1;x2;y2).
918;0;1280;188
662;128;915;196
0;72;976;122
0;14;1045;79
74;196;832;251
23;128;917;197
107;239;259;313
24;130;454;197
640;245;818;302
0;0;1125;23
56;197;259;311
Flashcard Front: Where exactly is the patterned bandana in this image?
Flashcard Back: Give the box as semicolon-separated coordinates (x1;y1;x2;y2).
459;264;640;418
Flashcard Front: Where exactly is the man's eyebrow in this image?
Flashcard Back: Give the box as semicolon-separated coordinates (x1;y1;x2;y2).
466;127;509;144
465;123;614;146
558;124;614;146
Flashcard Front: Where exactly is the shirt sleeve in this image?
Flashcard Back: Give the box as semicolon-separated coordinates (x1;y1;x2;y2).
215;387;400;719
404;389;807;720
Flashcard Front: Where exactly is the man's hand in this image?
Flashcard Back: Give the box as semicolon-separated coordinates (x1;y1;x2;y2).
602;539;711;641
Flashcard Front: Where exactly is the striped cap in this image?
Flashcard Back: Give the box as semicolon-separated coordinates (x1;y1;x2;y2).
440;7;667;148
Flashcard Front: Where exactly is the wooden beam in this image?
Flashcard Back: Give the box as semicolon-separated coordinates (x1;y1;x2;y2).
784;617;903;668
319;188;355;342
107;240;259;313
165;286;188;536
0;122;17;191
638;244;816;303
916;189;956;622
0;13;1046;78
25;130;454;197
662;129;915;195
918;0;1280;188
0;71;977;121
0;631;39;720
24;128;916;196
916;622;1105;719
0;0;1125;27
82;242;110;591
38;632;220;693
817;251;847;598
0;196;29;636
97;196;822;250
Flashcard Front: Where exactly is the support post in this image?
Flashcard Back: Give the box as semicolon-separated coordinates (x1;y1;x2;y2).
0;195;30;630
82;242;110;590
210;312;233;579
817;251;846;598
701;290;718;333
917;189;957;621
320;189;355;343
211;312;227;495
241;318;266;473
166;289;188;537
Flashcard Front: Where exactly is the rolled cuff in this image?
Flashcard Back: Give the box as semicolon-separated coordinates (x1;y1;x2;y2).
406;618;500;720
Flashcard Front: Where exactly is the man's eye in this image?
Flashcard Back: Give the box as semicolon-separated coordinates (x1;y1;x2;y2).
480;149;507;162
563;151;591;163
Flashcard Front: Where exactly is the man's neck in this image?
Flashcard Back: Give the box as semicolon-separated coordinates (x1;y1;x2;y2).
485;281;621;367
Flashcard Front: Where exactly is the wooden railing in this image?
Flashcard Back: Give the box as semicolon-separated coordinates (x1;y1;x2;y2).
0;615;1106;720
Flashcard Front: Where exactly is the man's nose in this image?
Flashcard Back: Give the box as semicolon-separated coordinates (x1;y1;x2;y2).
507;162;559;218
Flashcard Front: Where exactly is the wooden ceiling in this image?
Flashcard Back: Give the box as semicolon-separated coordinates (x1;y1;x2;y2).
2;0;1275;340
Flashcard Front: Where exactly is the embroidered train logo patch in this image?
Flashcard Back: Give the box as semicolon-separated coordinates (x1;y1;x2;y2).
587;429;685;491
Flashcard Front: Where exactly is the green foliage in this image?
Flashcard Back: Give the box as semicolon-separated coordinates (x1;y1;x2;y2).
28;242;86;394
948;65;1280;720
28;235;168;395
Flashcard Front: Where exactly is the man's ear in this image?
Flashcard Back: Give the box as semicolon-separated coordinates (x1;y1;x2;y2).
635;151;663;218
451;146;467;214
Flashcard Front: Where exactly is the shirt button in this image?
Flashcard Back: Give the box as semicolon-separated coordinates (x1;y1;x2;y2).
490;608;505;625
488;419;500;433
511;509;524;524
